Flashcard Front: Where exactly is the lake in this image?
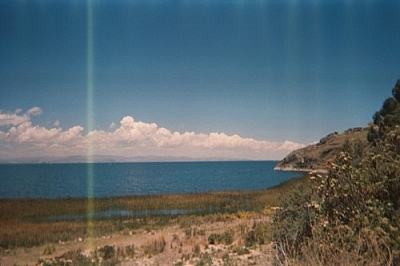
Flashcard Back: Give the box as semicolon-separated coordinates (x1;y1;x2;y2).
0;161;304;199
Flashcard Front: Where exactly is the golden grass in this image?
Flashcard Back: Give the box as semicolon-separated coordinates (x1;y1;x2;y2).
142;236;166;255
0;174;308;250
0;175;308;221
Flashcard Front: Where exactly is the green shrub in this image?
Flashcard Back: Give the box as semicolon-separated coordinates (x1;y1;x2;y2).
39;248;94;266
196;252;212;266
43;244;56;255
273;151;397;265
221;229;234;245
272;185;315;257
208;233;221;245
124;244;135;258
207;230;234;245
98;245;116;260
245;229;265;247
272;82;400;265
237;248;250;255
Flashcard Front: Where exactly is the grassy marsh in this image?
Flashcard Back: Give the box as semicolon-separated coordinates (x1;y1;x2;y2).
0;174;307;250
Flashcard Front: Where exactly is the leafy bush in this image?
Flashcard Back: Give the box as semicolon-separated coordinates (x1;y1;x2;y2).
38;248;94;266
237;248;250;255
43;244;56;255
207;233;221;245
98;245;116;260
245;223;269;247
274;151;398;265
124;244;135;258
207;230;234;245
273;80;400;265
272;185;315;259
221;229;234;245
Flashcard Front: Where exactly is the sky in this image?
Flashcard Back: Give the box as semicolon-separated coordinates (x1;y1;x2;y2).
0;0;400;161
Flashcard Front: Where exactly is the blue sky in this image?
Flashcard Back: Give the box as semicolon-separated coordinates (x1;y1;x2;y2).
0;0;399;161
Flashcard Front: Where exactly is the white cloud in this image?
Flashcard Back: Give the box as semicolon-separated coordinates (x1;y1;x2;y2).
27;107;43;116
279;140;306;151
0;108;305;161
53;120;60;127
0;107;43;127
17;124;61;143
0;111;29;126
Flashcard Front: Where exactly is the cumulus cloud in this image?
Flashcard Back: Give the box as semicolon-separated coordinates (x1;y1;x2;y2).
27;107;43;116
0;108;306;161
0;111;29;126
279;140;306;151
0;107;43;127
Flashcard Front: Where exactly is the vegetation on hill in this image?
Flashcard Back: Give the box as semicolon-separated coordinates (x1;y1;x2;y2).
272;79;400;265
275;128;368;171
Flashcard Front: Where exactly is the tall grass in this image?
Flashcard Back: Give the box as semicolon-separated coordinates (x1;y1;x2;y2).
0;175;307;250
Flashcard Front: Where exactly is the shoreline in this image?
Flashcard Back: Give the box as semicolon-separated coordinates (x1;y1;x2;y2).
274;166;328;173
0;175;310;223
0;175;310;265
0;185;298;202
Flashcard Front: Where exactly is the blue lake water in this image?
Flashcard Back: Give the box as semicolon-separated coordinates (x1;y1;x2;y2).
0;161;304;199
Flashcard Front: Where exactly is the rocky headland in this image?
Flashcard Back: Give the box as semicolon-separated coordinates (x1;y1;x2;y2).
275;127;368;172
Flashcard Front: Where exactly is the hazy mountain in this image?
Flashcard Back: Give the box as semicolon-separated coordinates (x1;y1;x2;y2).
0;155;250;164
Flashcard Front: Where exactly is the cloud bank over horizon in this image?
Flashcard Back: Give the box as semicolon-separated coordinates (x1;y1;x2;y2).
0;107;305;161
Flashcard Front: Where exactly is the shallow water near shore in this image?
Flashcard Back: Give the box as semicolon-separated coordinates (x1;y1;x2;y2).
40;208;197;222
0;161;303;199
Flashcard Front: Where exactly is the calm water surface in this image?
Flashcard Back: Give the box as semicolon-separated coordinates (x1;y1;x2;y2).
0;161;303;199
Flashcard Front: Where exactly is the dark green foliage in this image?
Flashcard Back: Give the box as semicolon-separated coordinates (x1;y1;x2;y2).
341;138;367;166
381;98;398;116
195;252;212;266
100;258;120;266
273;80;400;265
237;248;250;255
392;79;400;102
124;244;135;258
207;233;221;245
245;230;264;247
207;230;234;245
221;229;234;245
98;245;116;260
369;79;400;143
43;244;56;255
272;186;315;258
243;222;269;248
38;248;95;266
274;151;398;265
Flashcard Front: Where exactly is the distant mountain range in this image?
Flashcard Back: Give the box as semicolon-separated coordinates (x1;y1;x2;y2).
2;128;369;166
0;155;252;164
275;127;368;172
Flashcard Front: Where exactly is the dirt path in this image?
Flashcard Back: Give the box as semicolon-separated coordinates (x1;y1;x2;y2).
1;216;275;266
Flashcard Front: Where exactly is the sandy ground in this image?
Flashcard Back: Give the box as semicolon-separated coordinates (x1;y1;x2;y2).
1;216;275;266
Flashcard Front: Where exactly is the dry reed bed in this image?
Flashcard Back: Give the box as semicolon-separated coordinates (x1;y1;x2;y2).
0;175;307;250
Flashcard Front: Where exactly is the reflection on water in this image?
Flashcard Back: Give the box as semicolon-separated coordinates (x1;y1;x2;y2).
40;205;249;222
42;208;197;222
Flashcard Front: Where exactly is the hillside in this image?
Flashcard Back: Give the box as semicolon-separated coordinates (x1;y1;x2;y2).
275;127;368;172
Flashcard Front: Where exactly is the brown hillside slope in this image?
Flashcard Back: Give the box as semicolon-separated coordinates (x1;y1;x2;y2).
275;127;368;172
